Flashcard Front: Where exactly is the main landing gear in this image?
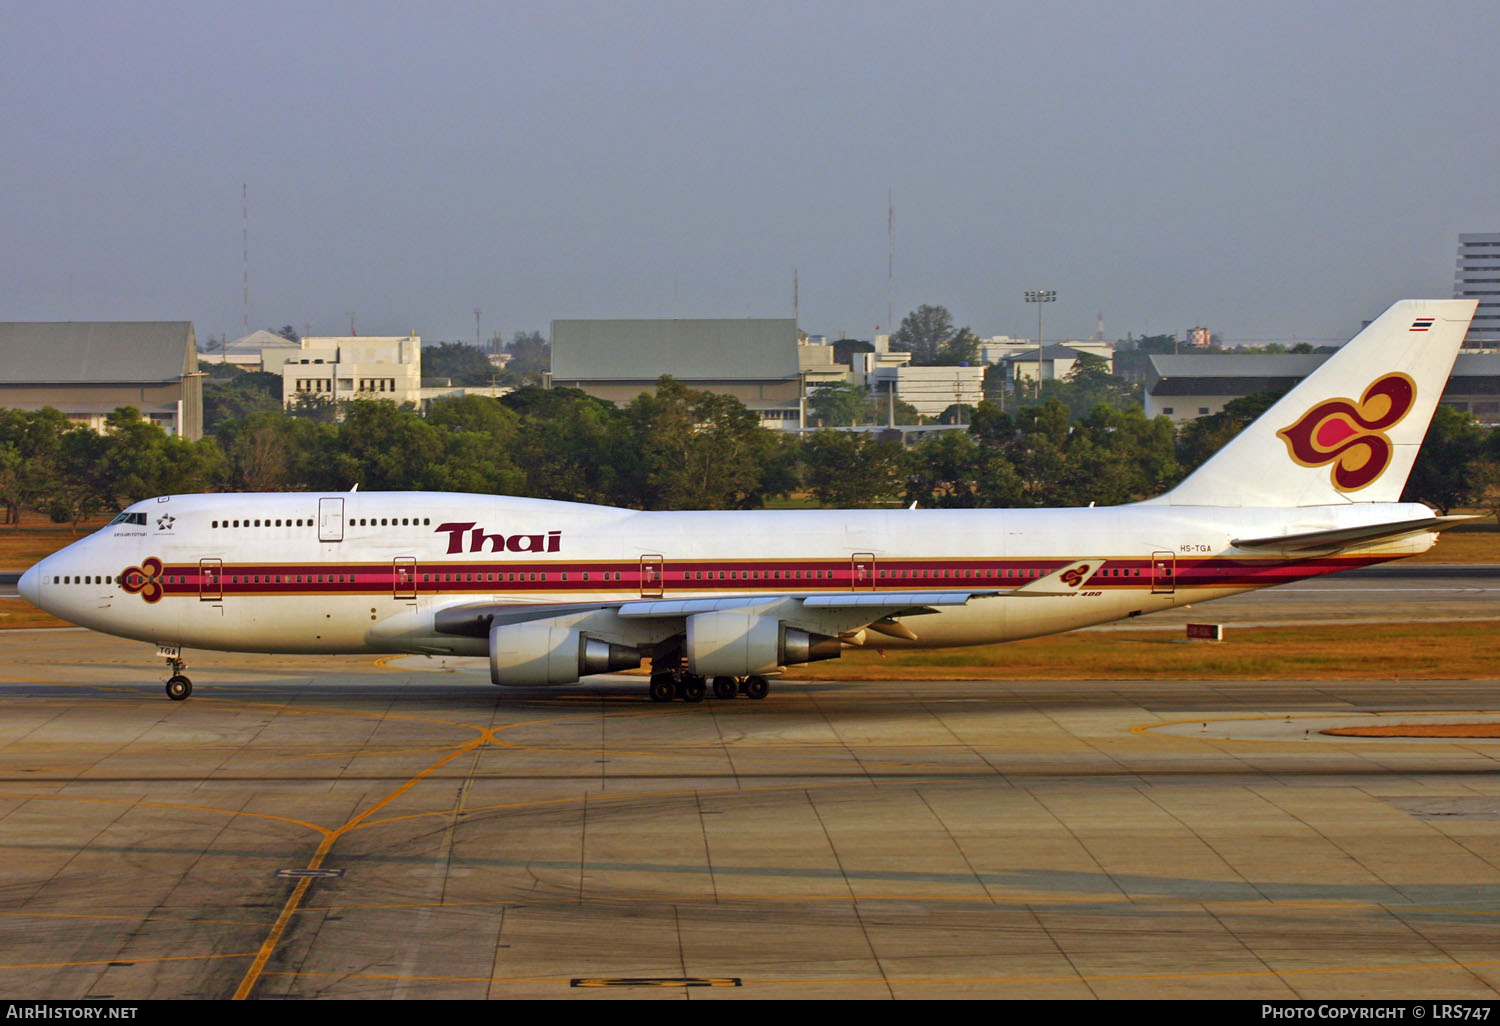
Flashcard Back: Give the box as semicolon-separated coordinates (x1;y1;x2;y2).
164;655;192;701
648;671;771;703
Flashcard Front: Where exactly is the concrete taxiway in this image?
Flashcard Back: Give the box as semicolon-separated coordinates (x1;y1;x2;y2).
1;611;1499;1000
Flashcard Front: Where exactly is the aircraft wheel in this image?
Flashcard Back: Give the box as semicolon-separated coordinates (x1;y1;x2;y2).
743;676;770;700
681;676;706;703
648;676;675;703
712;676;738;700
165;675;192;701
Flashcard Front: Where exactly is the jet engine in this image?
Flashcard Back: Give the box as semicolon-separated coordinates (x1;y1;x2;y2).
489;623;640;686
685;610;841;677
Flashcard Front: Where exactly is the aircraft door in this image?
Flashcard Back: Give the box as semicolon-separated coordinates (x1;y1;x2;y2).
639;555;664;598
318;497;344;542
1151;551;1176;595
393;557;417;600
199;558;222;601
851;552;877;590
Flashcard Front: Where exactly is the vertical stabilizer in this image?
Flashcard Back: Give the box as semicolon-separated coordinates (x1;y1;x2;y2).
1148;299;1476;507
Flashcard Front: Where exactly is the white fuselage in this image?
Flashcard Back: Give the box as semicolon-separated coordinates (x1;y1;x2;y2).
20;491;1436;660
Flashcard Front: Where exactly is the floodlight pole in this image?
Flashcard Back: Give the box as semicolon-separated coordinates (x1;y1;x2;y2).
1025;289;1056;399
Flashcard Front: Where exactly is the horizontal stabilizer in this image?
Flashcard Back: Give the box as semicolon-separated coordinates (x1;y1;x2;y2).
1231;515;1479;551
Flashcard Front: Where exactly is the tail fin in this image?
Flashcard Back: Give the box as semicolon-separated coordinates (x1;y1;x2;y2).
1149;299;1476;507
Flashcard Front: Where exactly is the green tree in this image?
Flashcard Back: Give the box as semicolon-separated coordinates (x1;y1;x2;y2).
329;401;444;491
807;382;868;427
510;389;635;504
422;341;496;386
625;377;781;509
216;409;334;491
1134;334;1180;355
1403;405;1488;512
203;371;283;433
892;305;956;365
0;408;72;523
424;395;526;495
831;339;874;367
1176;391;1286;477
902;431;1024;508
932;327;981;366
504;330;550;384
799;430;908;508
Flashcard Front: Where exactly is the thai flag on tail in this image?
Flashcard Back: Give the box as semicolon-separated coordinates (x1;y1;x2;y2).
1410;317;1435;332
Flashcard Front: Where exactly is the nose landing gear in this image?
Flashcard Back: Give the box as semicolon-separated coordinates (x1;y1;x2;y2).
164;654;192;701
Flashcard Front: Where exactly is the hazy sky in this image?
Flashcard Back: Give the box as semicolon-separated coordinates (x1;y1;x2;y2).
3;1;1496;347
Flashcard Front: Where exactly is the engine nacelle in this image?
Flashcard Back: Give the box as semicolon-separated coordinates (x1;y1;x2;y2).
685;611;840;677
489;623;640;686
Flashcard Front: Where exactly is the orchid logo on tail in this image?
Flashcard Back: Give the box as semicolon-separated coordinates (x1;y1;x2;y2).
1276;373;1416;492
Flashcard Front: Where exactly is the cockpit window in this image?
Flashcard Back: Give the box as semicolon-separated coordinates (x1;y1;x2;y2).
108;512;148;526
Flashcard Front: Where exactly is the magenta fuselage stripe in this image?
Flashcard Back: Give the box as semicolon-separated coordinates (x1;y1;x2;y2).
128;553;1395;599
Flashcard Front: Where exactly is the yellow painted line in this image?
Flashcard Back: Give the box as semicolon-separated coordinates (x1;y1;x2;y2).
232;716;577;1000
0;952;257;971
231;733;491;1000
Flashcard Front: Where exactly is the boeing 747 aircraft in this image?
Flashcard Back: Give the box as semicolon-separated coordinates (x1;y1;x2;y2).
17;300;1478;701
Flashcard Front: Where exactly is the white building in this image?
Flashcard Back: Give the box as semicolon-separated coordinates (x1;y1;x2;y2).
197;329;300;371
263;335;423;408
1456;232;1500;349
1001;343;1106;384
980;335;1114;370
856;364;984;418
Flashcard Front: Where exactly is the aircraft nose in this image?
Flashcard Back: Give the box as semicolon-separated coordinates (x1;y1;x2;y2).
18;564;41;607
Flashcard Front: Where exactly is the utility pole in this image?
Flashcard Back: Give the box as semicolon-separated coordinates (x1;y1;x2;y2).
242;183;250;338
1024;289;1056;399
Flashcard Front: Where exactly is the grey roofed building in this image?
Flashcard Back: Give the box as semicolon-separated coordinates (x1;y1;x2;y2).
1145;352;1500;424
999;343;1098;382
549;318;807;428
551;319;799;380
0;321;203;439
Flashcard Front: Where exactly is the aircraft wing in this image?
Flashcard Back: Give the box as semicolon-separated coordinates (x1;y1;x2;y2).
433;589;1002;642
1230;515;1479;552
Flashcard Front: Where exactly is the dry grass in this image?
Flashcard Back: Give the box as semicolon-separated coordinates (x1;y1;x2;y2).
1406;516;1500;563
0;515;109;569
783;621;1500;681
0;601;69;629
1322;724;1500;737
